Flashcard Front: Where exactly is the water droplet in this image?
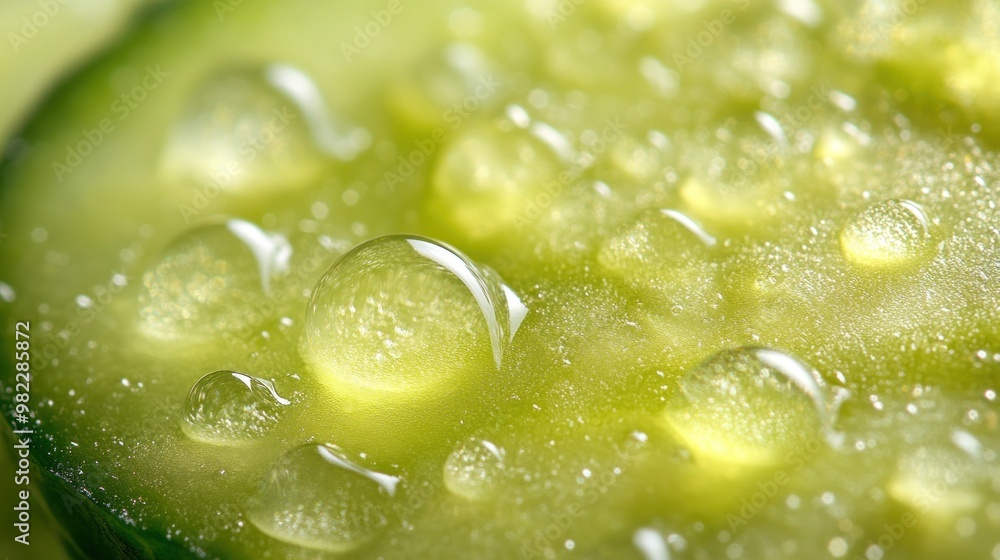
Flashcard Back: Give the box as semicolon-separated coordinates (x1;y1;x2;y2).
598;208;718;329
159;64;355;194
182;370;289;444
840;199;933;269
428;121;563;244
137;220;289;341
663;347;844;467
887;444;982;520
599;208;715;280
388;43;496;130
302;235;518;397
442;437;506;501
248;443;398;552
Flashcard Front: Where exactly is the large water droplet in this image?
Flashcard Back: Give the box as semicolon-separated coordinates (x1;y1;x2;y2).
840;199;933;269
442;437;506;501
137;219;290;341
663;347;845;468
248;443;399;552
302;235;517;397
428;121;564;244
182;370;290;444
159;64;361;194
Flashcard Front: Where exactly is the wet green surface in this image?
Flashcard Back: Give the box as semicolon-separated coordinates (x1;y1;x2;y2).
0;1;999;558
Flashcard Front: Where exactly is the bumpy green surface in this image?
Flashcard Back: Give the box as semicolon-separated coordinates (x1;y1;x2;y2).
1;0;999;558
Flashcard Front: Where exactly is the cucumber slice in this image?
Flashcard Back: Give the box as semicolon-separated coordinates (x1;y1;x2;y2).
1;1;999;559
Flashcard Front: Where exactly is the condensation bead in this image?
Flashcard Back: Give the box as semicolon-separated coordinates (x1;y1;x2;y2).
248;443;399;552
182;370;290;445
598;208;719;356
663;347;845;468
159;64;357;194
442;437;506;501
840;199;933;269
388;42;497;130
302;235;520;398
428;121;565;245
137;219;290;342
598;208;716;282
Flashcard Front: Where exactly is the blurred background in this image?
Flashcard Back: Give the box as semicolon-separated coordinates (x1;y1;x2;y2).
1;2;165;557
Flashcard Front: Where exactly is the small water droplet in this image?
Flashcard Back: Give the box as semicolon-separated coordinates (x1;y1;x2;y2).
182;370;290;444
248;443;398;552
663;347;844;467
137;220;289;341
442;437;506;501
302;235;520;397
840;199;933;269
